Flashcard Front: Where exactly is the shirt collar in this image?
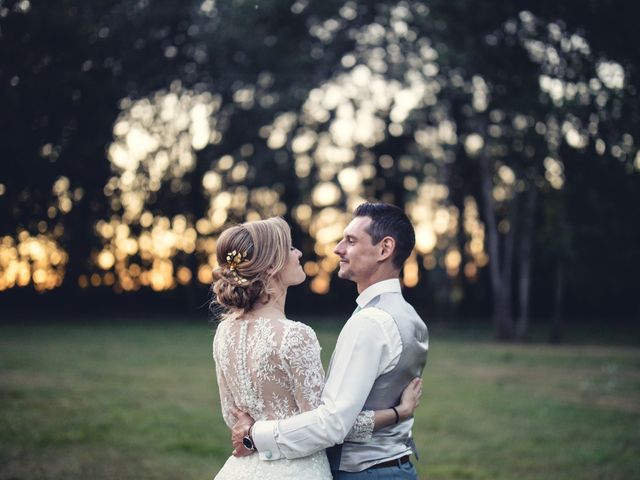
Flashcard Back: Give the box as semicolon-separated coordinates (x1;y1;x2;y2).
356;278;401;308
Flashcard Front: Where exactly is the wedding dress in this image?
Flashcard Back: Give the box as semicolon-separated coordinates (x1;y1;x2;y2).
213;317;374;480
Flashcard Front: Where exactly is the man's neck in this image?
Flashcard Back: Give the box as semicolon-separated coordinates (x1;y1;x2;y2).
356;273;399;294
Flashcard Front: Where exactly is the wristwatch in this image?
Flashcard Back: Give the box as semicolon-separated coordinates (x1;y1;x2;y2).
242;424;256;451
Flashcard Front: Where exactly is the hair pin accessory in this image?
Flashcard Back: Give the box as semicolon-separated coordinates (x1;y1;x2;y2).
226;249;248;284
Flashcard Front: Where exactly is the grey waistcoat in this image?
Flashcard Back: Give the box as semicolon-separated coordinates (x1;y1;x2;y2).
338;290;429;472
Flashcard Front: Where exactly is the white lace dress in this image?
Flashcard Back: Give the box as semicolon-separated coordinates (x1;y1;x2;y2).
212;317;375;480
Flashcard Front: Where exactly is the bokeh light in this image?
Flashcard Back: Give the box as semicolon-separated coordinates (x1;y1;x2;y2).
5;4;634;304
0;232;67;292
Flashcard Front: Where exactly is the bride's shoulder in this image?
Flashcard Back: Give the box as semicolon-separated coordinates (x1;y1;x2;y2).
212;319;231;340
255;317;318;342
212;318;227;333
279;319;318;340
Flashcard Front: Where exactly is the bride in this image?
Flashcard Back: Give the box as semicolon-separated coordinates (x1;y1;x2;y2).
211;217;421;480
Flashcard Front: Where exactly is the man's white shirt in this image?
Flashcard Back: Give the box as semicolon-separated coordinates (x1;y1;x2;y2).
252;279;404;460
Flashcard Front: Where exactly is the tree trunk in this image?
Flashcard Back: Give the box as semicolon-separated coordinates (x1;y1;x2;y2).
479;154;514;339
515;184;537;340
549;202;569;343
434;268;453;320
549;260;564;343
499;192;519;339
479;155;502;334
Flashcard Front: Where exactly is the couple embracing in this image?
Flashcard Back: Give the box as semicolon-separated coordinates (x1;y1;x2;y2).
212;203;429;479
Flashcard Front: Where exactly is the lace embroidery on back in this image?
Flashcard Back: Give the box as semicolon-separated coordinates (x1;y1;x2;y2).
213;317;324;425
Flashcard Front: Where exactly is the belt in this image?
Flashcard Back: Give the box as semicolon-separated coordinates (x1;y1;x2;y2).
370;455;411;469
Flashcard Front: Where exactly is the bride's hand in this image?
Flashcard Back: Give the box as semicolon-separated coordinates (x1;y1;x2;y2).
397;377;423;421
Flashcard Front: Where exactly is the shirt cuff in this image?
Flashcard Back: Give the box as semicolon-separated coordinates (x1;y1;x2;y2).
252;420;281;460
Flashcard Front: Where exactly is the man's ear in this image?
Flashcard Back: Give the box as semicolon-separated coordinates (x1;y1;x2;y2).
378;236;396;262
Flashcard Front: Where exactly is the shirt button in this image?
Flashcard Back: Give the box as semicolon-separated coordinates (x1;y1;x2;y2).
264;451;272;459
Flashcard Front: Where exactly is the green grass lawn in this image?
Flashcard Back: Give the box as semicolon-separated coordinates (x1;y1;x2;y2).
1;319;639;479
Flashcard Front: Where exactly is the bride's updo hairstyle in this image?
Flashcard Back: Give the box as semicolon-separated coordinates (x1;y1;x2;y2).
212;217;291;315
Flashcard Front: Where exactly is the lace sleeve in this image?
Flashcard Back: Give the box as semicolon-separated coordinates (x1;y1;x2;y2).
344;410;375;442
281;323;324;412
213;329;236;428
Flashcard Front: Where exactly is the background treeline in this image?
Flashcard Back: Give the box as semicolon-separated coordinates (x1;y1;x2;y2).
1;0;639;339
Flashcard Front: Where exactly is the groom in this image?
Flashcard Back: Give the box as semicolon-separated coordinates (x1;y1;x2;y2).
231;203;429;479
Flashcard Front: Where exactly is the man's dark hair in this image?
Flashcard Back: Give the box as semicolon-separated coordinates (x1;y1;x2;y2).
353;203;415;269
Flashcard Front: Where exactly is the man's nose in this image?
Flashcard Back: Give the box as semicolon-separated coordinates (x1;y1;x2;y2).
334;241;344;255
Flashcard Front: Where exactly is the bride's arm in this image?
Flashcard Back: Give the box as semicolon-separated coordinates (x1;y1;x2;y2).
345;377;422;442
213;329;237;429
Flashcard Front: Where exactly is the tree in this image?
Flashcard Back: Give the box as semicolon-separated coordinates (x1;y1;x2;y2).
1;0;638;331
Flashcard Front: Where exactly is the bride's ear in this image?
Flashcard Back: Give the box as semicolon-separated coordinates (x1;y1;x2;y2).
266;266;282;285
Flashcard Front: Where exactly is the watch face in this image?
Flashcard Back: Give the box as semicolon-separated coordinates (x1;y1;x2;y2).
242;436;254;450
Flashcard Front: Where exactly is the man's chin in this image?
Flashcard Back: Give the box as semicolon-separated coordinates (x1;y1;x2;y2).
337;268;350;280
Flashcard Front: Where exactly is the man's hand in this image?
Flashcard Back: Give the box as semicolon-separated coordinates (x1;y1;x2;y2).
230;406;256;457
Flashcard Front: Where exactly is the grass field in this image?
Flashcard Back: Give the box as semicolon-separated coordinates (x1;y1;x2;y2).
1;319;639;479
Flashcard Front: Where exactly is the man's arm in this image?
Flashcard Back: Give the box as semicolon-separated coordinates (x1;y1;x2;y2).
235;309;396;460
230;376;423;455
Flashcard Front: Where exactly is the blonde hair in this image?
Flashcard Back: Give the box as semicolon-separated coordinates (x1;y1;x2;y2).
212;217;291;315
